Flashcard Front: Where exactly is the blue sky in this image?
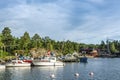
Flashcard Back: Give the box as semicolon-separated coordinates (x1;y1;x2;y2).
0;0;120;44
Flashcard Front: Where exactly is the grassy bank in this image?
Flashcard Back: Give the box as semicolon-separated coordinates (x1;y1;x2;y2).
0;56;16;62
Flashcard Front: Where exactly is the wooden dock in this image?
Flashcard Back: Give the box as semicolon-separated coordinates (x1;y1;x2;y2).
61;58;80;62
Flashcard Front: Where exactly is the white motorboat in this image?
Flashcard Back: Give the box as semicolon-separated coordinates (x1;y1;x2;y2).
0;65;5;68
6;60;31;67
32;56;64;66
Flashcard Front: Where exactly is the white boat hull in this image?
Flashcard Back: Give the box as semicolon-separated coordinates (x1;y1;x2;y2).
32;61;64;66
6;63;31;67
0;65;5;68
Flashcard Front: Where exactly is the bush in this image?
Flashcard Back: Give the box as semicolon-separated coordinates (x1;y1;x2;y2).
0;50;9;57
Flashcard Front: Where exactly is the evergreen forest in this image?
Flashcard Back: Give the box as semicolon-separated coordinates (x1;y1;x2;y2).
0;27;120;59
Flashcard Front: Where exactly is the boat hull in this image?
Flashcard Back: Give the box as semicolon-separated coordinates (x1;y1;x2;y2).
32;61;64;66
6;63;31;67
80;57;87;63
0;65;5;68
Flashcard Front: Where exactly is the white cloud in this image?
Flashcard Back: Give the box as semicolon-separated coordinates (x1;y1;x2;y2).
0;1;71;39
1;0;120;44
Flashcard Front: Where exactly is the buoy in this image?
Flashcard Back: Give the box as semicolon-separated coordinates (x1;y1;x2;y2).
74;73;79;77
89;72;94;76
50;74;55;79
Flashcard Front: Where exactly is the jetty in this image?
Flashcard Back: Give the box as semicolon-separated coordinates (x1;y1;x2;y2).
61;58;79;62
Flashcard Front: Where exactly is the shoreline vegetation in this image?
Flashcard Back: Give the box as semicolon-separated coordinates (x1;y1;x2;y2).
0;27;120;62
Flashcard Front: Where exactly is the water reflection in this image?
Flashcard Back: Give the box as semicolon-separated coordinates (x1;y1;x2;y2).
0;58;120;80
5;67;31;80
31;66;64;80
0;68;5;80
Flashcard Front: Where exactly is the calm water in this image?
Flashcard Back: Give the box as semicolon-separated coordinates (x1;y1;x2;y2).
0;58;120;80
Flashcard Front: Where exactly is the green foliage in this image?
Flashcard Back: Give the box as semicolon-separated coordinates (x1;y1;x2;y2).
2;27;13;46
0;50;9;57
31;33;42;48
1;26;120;57
99;40;106;49
1;27;14;55
109;42;118;53
19;32;31;50
0;34;4;47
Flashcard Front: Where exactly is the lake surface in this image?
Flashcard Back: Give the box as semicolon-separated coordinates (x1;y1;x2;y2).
0;58;120;80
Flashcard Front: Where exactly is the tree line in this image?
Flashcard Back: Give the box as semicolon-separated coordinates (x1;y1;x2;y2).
0;27;120;58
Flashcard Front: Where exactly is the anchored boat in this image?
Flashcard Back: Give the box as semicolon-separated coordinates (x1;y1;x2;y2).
32;56;64;66
0;65;5;68
79;56;88;63
6;60;31;67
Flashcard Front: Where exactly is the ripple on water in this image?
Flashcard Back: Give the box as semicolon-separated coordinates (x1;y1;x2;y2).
0;58;120;80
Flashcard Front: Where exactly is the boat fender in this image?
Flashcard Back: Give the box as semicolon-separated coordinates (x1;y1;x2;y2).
50;74;55;79
74;73;79;77
89;72;94;76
